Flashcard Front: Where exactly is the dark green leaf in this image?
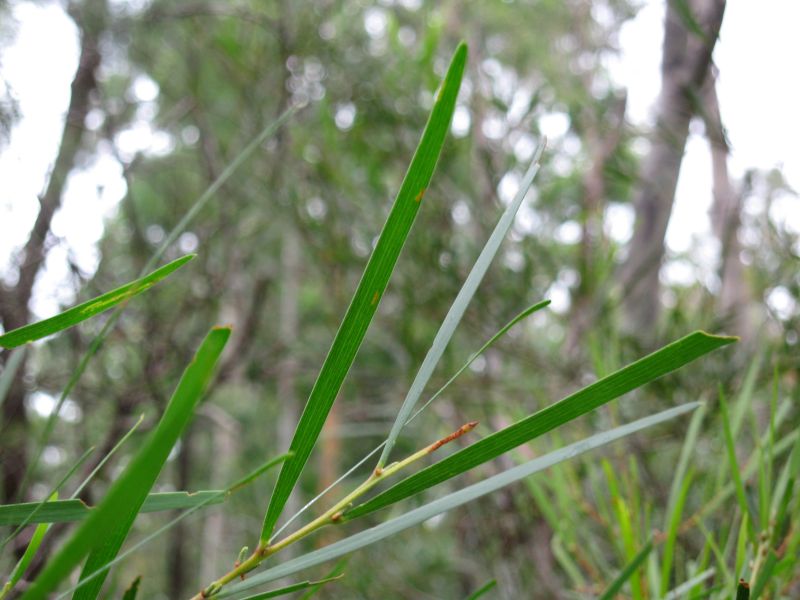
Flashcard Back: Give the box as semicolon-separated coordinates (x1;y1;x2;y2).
21;326;230;600
598;538;652;600
259;42;468;542
345;331;735;520
0;255;194;349
238;576;343;600
121;577;140;600
465;579;496;600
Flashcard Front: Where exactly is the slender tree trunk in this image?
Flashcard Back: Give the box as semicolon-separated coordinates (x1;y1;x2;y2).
0;0;104;503
618;0;726;337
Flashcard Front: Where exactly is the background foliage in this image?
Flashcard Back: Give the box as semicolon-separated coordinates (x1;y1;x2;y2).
0;0;797;598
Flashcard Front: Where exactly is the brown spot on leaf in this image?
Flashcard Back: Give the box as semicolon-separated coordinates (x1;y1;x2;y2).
414;188;425;202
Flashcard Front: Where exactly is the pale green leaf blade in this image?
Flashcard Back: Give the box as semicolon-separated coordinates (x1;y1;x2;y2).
346;331;735;521
0;491;225;526
465;579;497;600
21;326;230;600
0;255;194;349
259;42;468;542
221;403;700;596
378;140;546;468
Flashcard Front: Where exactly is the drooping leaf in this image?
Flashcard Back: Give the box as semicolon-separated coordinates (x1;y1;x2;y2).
0;491;226;526
345;332;735;520
378;140;546;467
21;326;230;600
221;403;700;596
0;255;195;349
259;42;468;542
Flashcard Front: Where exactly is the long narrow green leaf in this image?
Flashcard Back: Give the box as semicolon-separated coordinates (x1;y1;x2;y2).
720;389;754;539
660;568;715;600
0;491;226;526
378;140;546;468
346;331;735;520
221;403;701;596
56;454;290;600
599;538;653;600
465;579;496;600
22;326;230;600
272;300;549;541
260;42;468;542
238;576;343;600
0;255;194;349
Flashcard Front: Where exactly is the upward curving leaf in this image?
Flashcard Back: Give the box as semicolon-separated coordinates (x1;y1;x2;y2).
0;255;195;349
377;140;546;468
21;326;230;600
259;42;468;542
344;331;736;521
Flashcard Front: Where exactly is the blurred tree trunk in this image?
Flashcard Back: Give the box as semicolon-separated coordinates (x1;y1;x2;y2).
618;0;726;337
0;0;104;503
566;93;627;354
702;73;753;340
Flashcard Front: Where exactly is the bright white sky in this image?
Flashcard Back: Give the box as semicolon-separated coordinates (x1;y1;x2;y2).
0;0;798;322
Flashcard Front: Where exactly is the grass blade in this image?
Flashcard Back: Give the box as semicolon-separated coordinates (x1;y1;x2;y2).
21;326;230;600
221;403;701;596
259;42;468;542
465;579;497;600
660;568;715;600
0;255;194;349
0;491;227;526
56;453;290;600
237;576;343;600
377;141;546;468
346;331;735;520
599;538;653;600
0;495;55;600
